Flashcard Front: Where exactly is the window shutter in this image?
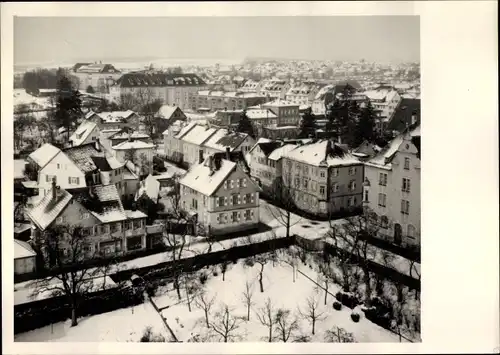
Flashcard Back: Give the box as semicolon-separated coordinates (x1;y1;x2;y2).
401;200;404;211
224;214;228;222
236;179;240;188
216;198;219;207
46;175;49;182
250;193;254;203
224;181;227;190
68;177;71;184
238;195;241;204
408;180;411;191
243;178;247;187
250;210;254;218
230;180;234;189
237;212;241;221
224;197;228;206
243;195;247;204
216;215;220;223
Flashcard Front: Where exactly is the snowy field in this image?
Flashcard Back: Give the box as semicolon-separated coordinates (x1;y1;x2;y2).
154;258;405;343
15;299;169;342
13;89;52;110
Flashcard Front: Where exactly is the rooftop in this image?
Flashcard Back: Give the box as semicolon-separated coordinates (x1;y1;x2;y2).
283;140;360;167
116;73;206;88
28;143;61;169
180;157;237;196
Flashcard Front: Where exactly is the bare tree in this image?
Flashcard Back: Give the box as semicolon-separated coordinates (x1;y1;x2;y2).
297;293;327;335
317;262;334;305
182;272;199;312
210;304;243;342
324;326;356;343
266;180;301;239
241;279;255;321
274;308;299;342
194;290;216;327
28;224;117;327
408;256;421;301
256;297;276;342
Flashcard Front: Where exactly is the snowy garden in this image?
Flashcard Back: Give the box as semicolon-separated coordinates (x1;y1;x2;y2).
15;247;420;343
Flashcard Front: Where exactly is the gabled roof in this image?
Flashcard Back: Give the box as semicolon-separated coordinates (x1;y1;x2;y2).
136;174;160;201
112;140;155;150
258;142;282;157
69;120;98;147
90;156;123;172
246;109;277;120
116;73;206;88
283;140;360;167
268;144;296;161
174;121;198;139
157;105;183;120
98;110;137;123
181;125;217;146
70;185;127;223
202;128;229;150
214;132;249;151
180;158;237;196
109;130;151;141
14;239;36;259
28;143;61;169
26;187;72;231
386;98;421;133
63;143;104;173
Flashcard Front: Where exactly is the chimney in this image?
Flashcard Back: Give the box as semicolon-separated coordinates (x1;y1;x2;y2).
199;150;204;164
411;112;417;125
225;147;231;161
131;202;137;211
95;137;100;151
51;177;57;200
208;155;214;172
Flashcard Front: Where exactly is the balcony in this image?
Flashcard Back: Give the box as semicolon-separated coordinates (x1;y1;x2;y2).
124;228;145;237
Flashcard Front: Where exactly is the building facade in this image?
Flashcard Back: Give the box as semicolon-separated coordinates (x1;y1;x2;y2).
189;91;269;112
363;128;421;248
72;63;122;93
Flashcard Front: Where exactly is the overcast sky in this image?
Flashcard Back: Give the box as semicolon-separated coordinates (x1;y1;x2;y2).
14;16;419;65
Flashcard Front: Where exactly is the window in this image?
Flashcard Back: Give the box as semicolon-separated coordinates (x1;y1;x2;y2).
127;236;142;251
347;197;353;207
332;168;339;177
364;189;369;202
217;213;224;224
294;177;300;188
304;166;309;175
245;209;253;221
303;178;308;189
320;170;326;178
349;180;356;191
332;183;339;193
68;177;80;185
57;163;61;169
404;157;410;170
57;216;66;223
232;194;239;205
217;196;225;207
134;220;142;229
401;200;410;215
232;211;239;222
319;185;326;196
80;212;89;220
192;198;198;209
348;167;356;176
381;216;389;228
378;193;387;207
402;178;411;192
407;224;416;238
379;173;388;186
111;222;120;233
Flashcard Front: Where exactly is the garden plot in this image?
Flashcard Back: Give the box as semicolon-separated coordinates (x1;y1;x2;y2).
15;299;171;342
153;256;404;343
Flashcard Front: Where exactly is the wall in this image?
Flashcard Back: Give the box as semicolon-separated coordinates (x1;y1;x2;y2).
327;163;364;213
14;256;36;275
38;153;86;197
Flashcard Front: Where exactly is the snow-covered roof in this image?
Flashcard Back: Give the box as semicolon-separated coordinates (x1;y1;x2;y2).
268;144;297;161
109;130;151;141
136;174;160;201
263;99;297;107
157;105;179;120
202;128;229;150
123;163;139;180
283;140;361;167
180;158;237;196
112;140;155;150
365;136;404;169
87;185;127;223
125;210;148;219
27;187;73;231
28;143;61;168
69;120;98;146
363;89;396;101
63;143;105;173
98;110;136;123
181;125;217;146
14;239;36;259
246;109;277;120
174;121;198;139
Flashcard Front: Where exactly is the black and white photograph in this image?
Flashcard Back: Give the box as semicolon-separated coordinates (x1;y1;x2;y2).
2;1;498;353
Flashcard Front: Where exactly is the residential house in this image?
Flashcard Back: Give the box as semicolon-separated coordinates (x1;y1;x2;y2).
14;239;37;275
111;139;155;176
179;152;260;236
203;130;255;157
69;120;100;147
109;73;207;110
362;87;401;122
385;98;420;136
363;126;421;248
27;181;148;261
72;62;122;93
282;140;363;216
85;110;142;131
261;125;300;140
238;79;262;93
155;104;187;136
180;125;218;167
259;79;291;100
285;82;326;106
262;100;301;127
108;129;152;147
135;174;160;203
162;121;197;164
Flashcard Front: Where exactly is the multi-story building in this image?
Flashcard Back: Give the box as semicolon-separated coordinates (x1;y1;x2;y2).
362;87;401;120
27;181;148;262
261;100;301;127
155;105;187;136
72;62;122;93
363;126;421;248
181;125;219;167
189;91;269;112
111;139;155;176
285;82;326;106
68;121;100;147
109;73;207;110
202;130;255;157
259;79;291;100
282;140;363;216
179;152;260;236
246;139;296;194
238;79;262;93
108;130;152;147
162;121;197;164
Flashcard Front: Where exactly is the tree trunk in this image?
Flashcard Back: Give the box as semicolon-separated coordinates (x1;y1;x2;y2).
247;306;250;321
71;305;78;327
222;271;225;282
259;272;264;293
174;276;181;300
292;264;296;283
312;320;315;335
204;310;209;327
363;269;372;304
324;283;328;305
268;327;272;342
286;212;290;238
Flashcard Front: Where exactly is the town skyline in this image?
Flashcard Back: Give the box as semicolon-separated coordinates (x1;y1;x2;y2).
14;16;420;66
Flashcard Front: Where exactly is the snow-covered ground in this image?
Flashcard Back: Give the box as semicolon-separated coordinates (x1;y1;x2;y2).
13;89;53;110
154;259;406;343
14;298;169;342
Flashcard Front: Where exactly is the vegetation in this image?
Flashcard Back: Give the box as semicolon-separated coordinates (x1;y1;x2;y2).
235;109;256;139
